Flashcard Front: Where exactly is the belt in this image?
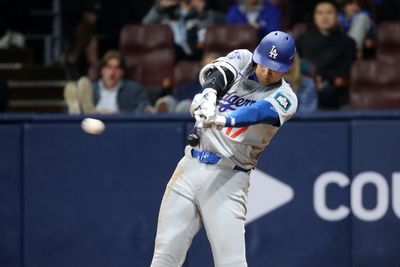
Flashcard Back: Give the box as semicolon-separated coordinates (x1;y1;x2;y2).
190;148;251;173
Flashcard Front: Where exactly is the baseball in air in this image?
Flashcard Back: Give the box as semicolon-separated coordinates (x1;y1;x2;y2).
81;118;105;135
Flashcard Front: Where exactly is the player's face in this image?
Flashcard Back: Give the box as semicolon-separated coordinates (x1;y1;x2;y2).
101;58;124;89
255;64;284;86
314;2;338;32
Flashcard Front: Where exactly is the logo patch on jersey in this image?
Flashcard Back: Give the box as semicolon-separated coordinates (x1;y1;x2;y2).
218;92;256;112
269;45;278;59
274;93;291;112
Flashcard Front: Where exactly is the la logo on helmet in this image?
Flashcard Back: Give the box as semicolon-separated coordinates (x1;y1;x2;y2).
269;45;278;59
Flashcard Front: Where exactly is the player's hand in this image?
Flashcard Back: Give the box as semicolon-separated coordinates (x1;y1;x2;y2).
190;88;217;119
194;112;206;128
202;114;227;130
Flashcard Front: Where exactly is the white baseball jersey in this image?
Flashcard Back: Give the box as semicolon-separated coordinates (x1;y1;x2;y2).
198;49;298;169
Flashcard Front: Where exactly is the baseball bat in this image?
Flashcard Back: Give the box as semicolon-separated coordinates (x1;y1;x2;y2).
187;115;206;147
187;120;201;147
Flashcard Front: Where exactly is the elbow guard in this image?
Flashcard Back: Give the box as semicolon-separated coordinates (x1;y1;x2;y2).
202;67;234;98
199;61;237;98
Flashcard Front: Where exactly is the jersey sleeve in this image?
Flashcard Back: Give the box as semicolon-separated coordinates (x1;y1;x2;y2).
264;90;298;125
225;100;280;127
199;49;255;86
223;49;255;80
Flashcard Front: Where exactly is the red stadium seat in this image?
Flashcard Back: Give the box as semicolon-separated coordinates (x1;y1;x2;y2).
204;24;259;56
350;59;400;109
120;24;175;89
376;21;400;64
173;60;202;89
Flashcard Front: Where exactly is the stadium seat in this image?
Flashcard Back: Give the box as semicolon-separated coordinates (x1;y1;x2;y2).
173;60;202;89
120;24;175;89
350;59;400;109
376;21;400;64
1;65;67;113
203;24;259;56
7;80;66;112
172;60;202;100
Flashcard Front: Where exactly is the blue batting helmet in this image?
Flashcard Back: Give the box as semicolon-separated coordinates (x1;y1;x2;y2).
253;31;296;73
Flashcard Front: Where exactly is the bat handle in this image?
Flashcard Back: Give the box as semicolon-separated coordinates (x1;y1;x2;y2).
187;120;203;147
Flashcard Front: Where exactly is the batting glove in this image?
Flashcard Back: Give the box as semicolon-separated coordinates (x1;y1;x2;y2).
202;114;227;130
190;88;217;119
194;111;206;128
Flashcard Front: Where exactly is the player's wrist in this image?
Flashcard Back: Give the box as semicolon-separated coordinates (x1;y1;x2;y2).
202;88;217;103
202;88;217;95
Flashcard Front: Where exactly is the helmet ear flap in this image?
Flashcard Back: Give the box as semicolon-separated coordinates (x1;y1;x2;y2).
253;31;296;73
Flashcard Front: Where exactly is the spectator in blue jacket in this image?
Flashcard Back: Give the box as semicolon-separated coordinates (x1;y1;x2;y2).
226;0;282;38
64;50;151;114
338;0;376;58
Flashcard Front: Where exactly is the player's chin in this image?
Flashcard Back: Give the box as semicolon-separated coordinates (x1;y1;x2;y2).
259;77;273;86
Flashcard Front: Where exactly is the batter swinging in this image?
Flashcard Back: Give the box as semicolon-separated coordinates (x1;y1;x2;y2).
151;31;298;267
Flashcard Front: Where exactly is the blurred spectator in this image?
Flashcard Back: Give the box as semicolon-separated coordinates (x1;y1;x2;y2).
142;0;180;24
64;50;151;114
153;52;220;113
143;0;223;61
63;0;147;62
63;1;101;80
191;0;226;50
284;54;318;113
296;0;356;109
339;0;376;58
226;0;282;39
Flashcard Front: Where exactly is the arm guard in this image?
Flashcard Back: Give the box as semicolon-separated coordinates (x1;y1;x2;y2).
199;61;237;98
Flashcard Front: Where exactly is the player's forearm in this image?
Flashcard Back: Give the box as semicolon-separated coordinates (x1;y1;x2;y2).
225;100;280;127
202;67;235;98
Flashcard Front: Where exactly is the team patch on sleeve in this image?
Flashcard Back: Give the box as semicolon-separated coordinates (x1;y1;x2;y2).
226;51;240;59
273;93;292;112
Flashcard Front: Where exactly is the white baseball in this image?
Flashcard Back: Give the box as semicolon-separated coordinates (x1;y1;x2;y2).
81;118;105;135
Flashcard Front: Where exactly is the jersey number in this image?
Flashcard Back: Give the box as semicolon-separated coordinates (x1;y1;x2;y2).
225;126;248;139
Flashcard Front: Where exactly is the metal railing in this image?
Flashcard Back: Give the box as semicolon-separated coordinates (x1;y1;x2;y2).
28;0;62;65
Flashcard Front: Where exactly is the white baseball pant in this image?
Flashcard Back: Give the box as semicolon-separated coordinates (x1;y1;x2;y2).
151;150;250;267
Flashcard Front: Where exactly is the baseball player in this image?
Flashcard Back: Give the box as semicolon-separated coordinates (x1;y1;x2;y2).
151;31;297;267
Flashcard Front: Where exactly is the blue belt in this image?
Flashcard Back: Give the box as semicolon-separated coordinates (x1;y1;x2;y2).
191;149;250;173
